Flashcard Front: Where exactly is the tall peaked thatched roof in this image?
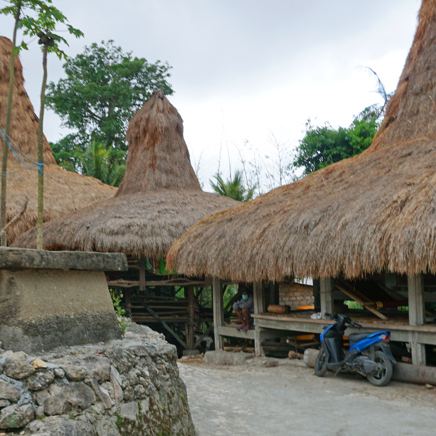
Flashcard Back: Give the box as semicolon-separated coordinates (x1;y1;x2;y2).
167;0;436;282
13;92;239;257
0;36;116;244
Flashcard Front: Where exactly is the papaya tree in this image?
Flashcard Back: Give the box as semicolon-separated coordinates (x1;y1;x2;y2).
0;0;47;245
19;6;83;249
0;1;82;247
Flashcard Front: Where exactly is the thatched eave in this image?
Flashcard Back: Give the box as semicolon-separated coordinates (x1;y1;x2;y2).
166;0;436;281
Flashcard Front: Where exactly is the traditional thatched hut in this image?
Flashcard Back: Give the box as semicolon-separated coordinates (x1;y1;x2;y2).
14;92;239;256
14;90;239;352
167;0;436;365
0;36;116;244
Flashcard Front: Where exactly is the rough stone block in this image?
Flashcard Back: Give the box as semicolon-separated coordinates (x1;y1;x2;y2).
0;380;20;402
0;403;34;429
27;370;55;391
4;352;35;379
203;351;253;365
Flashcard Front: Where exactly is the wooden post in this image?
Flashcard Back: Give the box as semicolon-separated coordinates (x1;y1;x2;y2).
408;274;426;366
253;281;265;356
139;257;146;292
320;277;334;319
187;286;195;350
313;278;320;312
125;290;132;319
212;277;224;351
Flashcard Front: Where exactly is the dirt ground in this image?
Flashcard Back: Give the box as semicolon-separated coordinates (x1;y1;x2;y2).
178;358;436;436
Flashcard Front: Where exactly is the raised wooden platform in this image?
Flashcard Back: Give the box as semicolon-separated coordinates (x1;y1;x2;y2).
252;313;436;345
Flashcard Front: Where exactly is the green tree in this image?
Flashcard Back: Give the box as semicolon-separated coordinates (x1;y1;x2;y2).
51;140;126;187
19;7;83;249
294;115;379;176
77;141;126;186
294;69;391;176
46;40;174;153
210;170;255;202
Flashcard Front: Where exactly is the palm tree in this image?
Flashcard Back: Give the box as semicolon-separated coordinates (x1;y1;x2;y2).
210;170;255;202
77;141;126;186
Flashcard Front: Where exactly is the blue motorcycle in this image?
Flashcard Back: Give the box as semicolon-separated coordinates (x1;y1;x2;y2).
315;313;396;386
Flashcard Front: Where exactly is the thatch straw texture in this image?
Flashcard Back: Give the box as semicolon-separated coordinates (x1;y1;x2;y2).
167;0;436;282
13;92;239;257
0;36;116;244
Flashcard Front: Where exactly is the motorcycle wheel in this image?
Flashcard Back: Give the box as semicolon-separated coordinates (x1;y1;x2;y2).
315;349;328;377
366;350;393;387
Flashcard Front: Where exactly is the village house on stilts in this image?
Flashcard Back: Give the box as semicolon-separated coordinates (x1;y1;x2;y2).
167;0;436;367
0;37;116;245
14;91;239;354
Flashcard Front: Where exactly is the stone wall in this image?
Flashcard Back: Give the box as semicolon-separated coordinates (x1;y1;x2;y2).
279;281;314;310
0;325;196;435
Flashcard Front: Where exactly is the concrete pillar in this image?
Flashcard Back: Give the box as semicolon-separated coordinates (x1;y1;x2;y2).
212;277;224;351
320;277;334;319
408;274;426;366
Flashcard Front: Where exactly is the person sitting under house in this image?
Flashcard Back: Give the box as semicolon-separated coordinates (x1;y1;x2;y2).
233;289;254;331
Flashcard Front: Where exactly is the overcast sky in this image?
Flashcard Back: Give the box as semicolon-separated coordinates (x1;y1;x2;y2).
0;0;422;189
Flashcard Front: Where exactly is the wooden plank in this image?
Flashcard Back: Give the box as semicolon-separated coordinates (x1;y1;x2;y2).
253;316;436;346
408;274;426;366
335;283;388;321
142;305;188;349
253;314;436;332
213;277;224;350
217;325;255;340
320;277;334;318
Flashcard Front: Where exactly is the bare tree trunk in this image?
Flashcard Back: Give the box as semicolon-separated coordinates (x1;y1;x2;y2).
0;4;22;246
36;44;48;250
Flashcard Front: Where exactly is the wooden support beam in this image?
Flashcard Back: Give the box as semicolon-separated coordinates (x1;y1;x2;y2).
212;277;224;351
335;282;388;321
187;286;195;350
253;281;265;356
313;279;320;312
320;277;334;319
143;304;188;349
408;274;426;366
139;257;146;292
124;289;132;318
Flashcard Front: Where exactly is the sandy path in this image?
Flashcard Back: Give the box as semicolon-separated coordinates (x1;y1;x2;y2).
179;359;436;436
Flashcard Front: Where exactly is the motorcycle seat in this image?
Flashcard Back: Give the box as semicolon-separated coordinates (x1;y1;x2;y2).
348;333;371;345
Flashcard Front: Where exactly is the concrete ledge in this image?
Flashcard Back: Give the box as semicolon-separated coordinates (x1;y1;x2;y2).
203;351;253;365
0;247;128;271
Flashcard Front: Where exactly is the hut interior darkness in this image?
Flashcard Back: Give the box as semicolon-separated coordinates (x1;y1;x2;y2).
0;37;116;245
13;91;239;354
167;0;436;366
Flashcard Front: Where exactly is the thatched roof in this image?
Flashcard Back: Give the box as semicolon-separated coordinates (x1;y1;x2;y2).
167;0;436;282
13;92;239;258
0;36;116;244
